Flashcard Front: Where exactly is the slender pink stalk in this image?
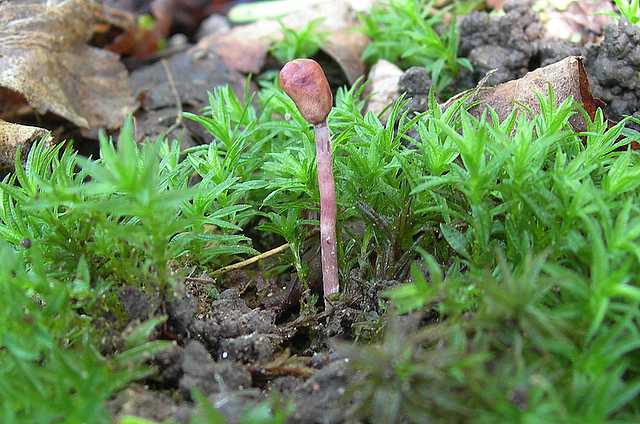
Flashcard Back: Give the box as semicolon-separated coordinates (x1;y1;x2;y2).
279;59;339;305
314;121;339;299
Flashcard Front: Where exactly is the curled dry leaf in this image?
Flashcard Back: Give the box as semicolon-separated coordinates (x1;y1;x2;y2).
444;56;602;131
0;119;50;172
0;0;136;129
200;0;372;82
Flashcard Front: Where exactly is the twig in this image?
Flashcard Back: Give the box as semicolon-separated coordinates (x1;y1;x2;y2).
210;243;291;277
185;276;216;284
160;59;183;136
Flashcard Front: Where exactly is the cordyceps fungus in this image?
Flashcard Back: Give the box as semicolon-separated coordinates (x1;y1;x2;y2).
279;58;338;306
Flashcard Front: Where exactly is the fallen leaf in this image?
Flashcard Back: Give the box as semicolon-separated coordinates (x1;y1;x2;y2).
365;59;403;119
322;29;369;85
0;119;50;172
200;0;372;80
444;56;601;131
0;0;136;129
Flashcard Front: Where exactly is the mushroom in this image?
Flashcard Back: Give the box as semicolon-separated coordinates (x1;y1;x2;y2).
279;59;339;305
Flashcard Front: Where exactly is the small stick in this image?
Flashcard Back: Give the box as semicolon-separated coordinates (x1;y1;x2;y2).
210;243;290;277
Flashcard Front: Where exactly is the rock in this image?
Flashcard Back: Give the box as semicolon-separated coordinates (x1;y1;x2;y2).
365;59;403;120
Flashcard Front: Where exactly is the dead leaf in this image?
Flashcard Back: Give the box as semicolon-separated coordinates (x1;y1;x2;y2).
0;119;50;172
0;0;136;129
365;59;403;119
322;29;369;84
444;56;601;131
200;0;372;80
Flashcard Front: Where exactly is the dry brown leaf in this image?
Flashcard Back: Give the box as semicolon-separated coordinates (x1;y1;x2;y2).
322;29;369;84
0;0;136;129
0;119;50;172
444;56;601;131
199;0;372;79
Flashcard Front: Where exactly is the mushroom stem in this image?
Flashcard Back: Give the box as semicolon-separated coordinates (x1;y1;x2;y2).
279;58;339;307
314;121;339;302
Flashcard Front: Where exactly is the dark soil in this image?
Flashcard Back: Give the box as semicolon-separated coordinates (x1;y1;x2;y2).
109;277;365;422
585;20;640;121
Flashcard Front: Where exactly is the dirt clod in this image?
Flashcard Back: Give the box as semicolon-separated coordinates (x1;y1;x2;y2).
118;286;159;322
398;66;431;114
288;358;353;424
109;385;182;423
459;0;543;85
585;20;640;120
168;294;197;340
150;343;184;388
179;340;252;399
188;289;281;363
